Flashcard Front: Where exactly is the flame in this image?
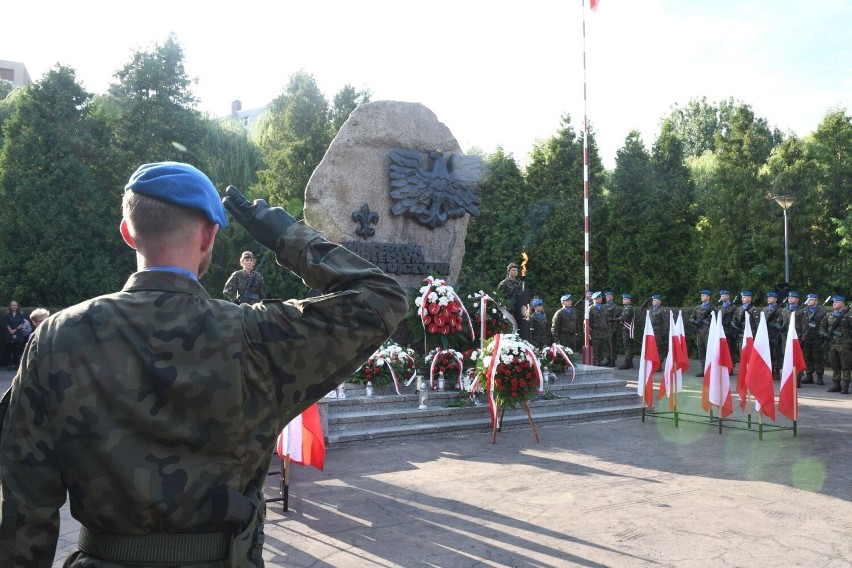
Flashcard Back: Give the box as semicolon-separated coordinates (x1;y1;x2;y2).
521;251;529;277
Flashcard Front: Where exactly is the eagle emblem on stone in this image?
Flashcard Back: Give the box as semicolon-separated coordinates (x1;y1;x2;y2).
388;148;482;229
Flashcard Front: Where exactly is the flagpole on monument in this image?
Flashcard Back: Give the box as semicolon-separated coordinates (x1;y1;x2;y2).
581;0;594;364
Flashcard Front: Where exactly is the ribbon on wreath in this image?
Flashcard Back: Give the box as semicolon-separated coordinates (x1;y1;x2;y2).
484;333;503;428
428;348;464;390
549;343;576;383
385;363;403;395
479;292;518;349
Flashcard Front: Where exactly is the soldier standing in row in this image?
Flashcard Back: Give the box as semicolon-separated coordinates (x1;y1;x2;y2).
690;289;714;376
718;290;738;373
820;295;852;394
763;291;784;381
223;250;267;304
648;294;669;363
589;291;611;366
732;291;759;356
800;293;828;386
528;298;550;349
604;291;618;367
551;294;581;352
617;293;637;369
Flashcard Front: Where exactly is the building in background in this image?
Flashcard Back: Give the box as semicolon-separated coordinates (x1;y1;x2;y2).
226;99;268;132
0;60;32;87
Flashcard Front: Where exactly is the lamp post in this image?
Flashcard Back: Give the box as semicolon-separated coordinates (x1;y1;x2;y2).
773;195;796;284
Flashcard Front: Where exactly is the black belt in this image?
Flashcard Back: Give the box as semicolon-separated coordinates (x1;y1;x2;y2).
78;526;227;565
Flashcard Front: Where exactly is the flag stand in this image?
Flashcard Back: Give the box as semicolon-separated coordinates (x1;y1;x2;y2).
491;403;539;444
265;455;290;512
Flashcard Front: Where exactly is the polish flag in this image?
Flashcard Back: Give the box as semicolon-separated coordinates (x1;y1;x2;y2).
778;311;806;420
674;311;689;376
701;311;719;412
659;310;678;409
276;403;325;470
744;312;776;421
590;0;600;10
637;312;660;408
709;312;734;417
737;313;754;409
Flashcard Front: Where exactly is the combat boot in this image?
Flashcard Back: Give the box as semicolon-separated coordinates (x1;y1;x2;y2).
816;374;825;386
801;373;814;384
842;381;850;395
827;379;842;393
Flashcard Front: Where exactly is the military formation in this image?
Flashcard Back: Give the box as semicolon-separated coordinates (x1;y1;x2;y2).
510;274;851;396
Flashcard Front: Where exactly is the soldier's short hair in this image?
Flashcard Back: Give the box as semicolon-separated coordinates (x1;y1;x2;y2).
123;191;208;248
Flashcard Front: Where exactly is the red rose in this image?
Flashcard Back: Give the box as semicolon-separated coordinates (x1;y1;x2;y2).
428;303;440;315
423;315;431;324
511;392;518;398
429;324;438;333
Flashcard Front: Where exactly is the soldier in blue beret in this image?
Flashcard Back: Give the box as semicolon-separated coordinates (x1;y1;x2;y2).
690;290;714;376
552;294;581;351
717;290;738;372
732;291;759;363
603;291;617;367
820;295;852;393
648;295;669;362
0;163;408;564
616;293;637;369
800;293;828;385
589;291;609;365
529;298;551;349
763;292;784;380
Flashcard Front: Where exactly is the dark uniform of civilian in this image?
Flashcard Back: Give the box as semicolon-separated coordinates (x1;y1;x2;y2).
717;290;738;372
820;295;852;394
0;163;408;566
648;295;669;363
551;294;581;352
223;250;268;304
617;293;637;369
732;291;760;357
528;298;550;349
589;291;611;366
690;290;714;376
762;292;784;381
800;293;828;385
604;291;618;366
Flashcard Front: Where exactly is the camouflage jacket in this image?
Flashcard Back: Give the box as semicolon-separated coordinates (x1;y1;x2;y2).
588;303;609;339
550;308;581;348
820;307;852;350
0;223;407;566
732;303;760;337
718;302;737;335
800;306;828;344
528;311;550;349
762;304;784;340
222;269;268;304
648;306;670;343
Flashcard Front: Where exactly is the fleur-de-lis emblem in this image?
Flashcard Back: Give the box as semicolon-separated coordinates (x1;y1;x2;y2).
352;202;379;238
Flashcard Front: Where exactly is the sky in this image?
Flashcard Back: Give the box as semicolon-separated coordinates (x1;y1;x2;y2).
4;0;851;169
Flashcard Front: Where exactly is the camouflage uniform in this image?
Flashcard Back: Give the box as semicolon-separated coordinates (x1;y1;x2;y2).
528;309;550;349
551;306;581;352
648;304;670;363
617;301;637;369
0;223;407;566
732;300;760;355
603;296;618;366
799;303;827;384
762;298;784;380
689;299;714;373
223;269;268;304
820;305;852;393
589;300;610;366
717;298;738;367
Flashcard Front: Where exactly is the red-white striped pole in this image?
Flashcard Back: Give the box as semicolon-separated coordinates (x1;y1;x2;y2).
581;0;593;365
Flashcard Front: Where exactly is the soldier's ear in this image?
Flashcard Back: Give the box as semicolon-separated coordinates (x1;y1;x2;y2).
120;219;137;250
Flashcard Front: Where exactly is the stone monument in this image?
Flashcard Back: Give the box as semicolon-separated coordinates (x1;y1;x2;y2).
304;101;480;290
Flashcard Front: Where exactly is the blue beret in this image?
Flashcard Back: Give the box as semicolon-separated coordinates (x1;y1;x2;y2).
605;291;614;296
767;292;778;298
651;294;662;300
807;293;819;299
623;293;632;299
592;291;602;299
560;294;572;302
787;291;799;298
719;290;730;295
741;291;753;297
532;299;543;307
833;295;846;302
125;162;228;228
700;289;711;296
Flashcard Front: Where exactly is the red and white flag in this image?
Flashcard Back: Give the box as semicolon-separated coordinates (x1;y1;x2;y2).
590;0;600;10
708;311;734;417
744;312;776;421
737;313;754;409
637;311;660;408
276;403;325;470
701;311;719;412
659;310;681;410
778;311;806;420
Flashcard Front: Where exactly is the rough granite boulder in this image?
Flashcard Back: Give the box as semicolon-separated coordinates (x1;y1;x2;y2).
304;100;473;290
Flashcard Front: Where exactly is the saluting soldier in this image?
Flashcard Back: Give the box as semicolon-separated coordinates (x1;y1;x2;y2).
617;293;637;369
820;295;852;394
800;293;828;385
551;294;581;351
0;163;408;565
648;294;670;363
690;289;714;376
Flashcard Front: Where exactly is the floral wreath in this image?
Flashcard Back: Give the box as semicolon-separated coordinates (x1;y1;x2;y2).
476;333;543;425
424;347;464;390
540;343;576;382
351;340;417;395
466;291;516;345
415;277;475;343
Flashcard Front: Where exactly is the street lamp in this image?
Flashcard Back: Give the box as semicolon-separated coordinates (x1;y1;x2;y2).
773;195;796;284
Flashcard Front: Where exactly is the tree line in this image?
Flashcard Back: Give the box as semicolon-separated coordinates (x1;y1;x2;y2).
1;35;849;314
